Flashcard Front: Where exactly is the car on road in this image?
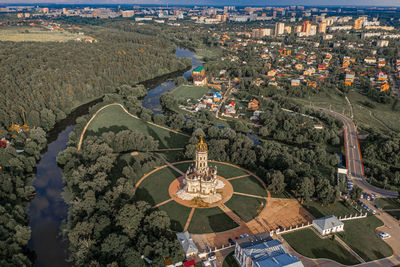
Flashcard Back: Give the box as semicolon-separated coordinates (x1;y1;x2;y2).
208;252;216;261
228;238;234;245
244;233;249;237
379;232;391;239
240;234;244;239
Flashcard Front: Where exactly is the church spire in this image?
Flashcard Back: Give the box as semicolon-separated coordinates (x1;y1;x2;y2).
196;134;208;152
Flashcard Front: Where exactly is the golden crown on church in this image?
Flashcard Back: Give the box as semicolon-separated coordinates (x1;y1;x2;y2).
196;134;208;152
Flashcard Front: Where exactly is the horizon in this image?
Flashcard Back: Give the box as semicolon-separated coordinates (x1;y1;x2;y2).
1;1;400;8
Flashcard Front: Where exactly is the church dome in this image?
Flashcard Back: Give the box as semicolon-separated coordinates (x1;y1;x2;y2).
196;135;208;152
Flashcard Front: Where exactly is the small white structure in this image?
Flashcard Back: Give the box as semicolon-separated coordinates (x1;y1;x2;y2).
313;215;344;236
176;231;198;258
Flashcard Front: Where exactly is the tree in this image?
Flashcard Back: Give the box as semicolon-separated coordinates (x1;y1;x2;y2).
267;170;286;194
350;185;362;200
296;177;315;203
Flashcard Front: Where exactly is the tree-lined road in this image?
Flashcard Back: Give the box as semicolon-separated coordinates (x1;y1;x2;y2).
314;107;398;198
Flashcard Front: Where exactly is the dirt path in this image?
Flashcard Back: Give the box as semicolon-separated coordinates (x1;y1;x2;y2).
77;103;190;151
218;203;244;226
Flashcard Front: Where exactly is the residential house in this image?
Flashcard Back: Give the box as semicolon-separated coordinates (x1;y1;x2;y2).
318;63;328;71
364;57;376;64
378;58;386;68
295;64;303;70
193;75;207;86
176;231;198;258
248;99;259;111
192;66;205;76
225;100;236;114
267;69;277;77
213;91;222;102
307;81;317;88
312;215;344;236
377;71;388;81
234;232;304;267
303;67;315;76
380;82;390;92
345;72;355;86
291;79;300;86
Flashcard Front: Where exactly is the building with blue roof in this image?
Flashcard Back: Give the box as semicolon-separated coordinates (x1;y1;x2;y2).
234;232;303;267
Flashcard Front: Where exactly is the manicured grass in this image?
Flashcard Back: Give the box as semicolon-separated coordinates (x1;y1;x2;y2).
386;210;400;220
225;194;266;222
86;105;189;148
135;167;180;206
337;216;393;261
172;162;193;174
157;200;191;232
188;207;238;234
212;163;249;179
0;26;84;42
303;200;359;218
229;176;267;197
223;252;239;267
283;228;360;265
375;198;400;210
171;85;210;100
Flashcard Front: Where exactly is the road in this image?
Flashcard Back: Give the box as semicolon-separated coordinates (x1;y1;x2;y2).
314;107;398;198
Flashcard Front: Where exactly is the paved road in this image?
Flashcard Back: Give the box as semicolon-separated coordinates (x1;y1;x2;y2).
314;107;398;198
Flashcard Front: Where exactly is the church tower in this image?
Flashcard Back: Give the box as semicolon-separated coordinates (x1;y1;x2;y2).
195;135;208;175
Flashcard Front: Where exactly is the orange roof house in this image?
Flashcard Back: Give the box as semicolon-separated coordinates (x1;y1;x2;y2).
307;81;317;88
248;99;259;111
380;82;390;92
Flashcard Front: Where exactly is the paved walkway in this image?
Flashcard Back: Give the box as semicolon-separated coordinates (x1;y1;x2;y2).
184;208;196;231
218;203;244;226
335;236;365;263
233;191;267;199
77;103;189;151
226;174;250;181
152;198;173;208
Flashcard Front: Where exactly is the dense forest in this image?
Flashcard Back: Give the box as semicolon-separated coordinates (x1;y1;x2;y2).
0;25;190;130
363;132;400;191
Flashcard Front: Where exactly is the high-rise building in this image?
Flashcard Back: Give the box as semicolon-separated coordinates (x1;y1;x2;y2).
310;25;317;36
284;26;292;34
252;28;272;38
122;10;135;17
274;22;285;36
301;21;311;36
353;18;363;30
318;21;327;33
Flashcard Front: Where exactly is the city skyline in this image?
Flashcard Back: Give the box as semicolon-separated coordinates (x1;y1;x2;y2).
1;0;400;7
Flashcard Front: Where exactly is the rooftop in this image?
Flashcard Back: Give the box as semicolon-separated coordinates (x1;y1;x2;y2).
313;215;344;231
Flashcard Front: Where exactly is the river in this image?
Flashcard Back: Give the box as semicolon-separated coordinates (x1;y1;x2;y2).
27;48;200;267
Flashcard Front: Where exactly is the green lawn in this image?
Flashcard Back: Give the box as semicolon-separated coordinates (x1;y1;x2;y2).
386;210;400;220
225;194;265;222
303;200;359;218
172;162;193;174
86;105;189;148
223;252;239;267
283;228;360;265
171;85;210;100
375;198;400;210
134;167;180;206
188;207;238;234
338;216;393;261
157;200;191;232
229;176;267;197
212;163;249;178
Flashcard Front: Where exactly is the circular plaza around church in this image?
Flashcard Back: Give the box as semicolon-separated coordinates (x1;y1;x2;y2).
134;151;270;235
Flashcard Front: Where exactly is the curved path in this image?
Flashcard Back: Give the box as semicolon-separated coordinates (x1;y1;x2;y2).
312;106;398;198
77;103;190;151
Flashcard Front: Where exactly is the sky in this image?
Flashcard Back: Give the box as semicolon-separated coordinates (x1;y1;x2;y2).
1;0;400;6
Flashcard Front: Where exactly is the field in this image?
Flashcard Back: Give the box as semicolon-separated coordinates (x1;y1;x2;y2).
337;216;393;261
0;26;83;42
225;194;266;222
374;198;400;219
283;228;360;265
86;105;189;148
294;89;400;133
188;207;239;234
229;176;267;197
223;252;239;267
156;200;191;232
171;85;210;100
303;200;359;218
212;163;249;178
134;166;180;206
